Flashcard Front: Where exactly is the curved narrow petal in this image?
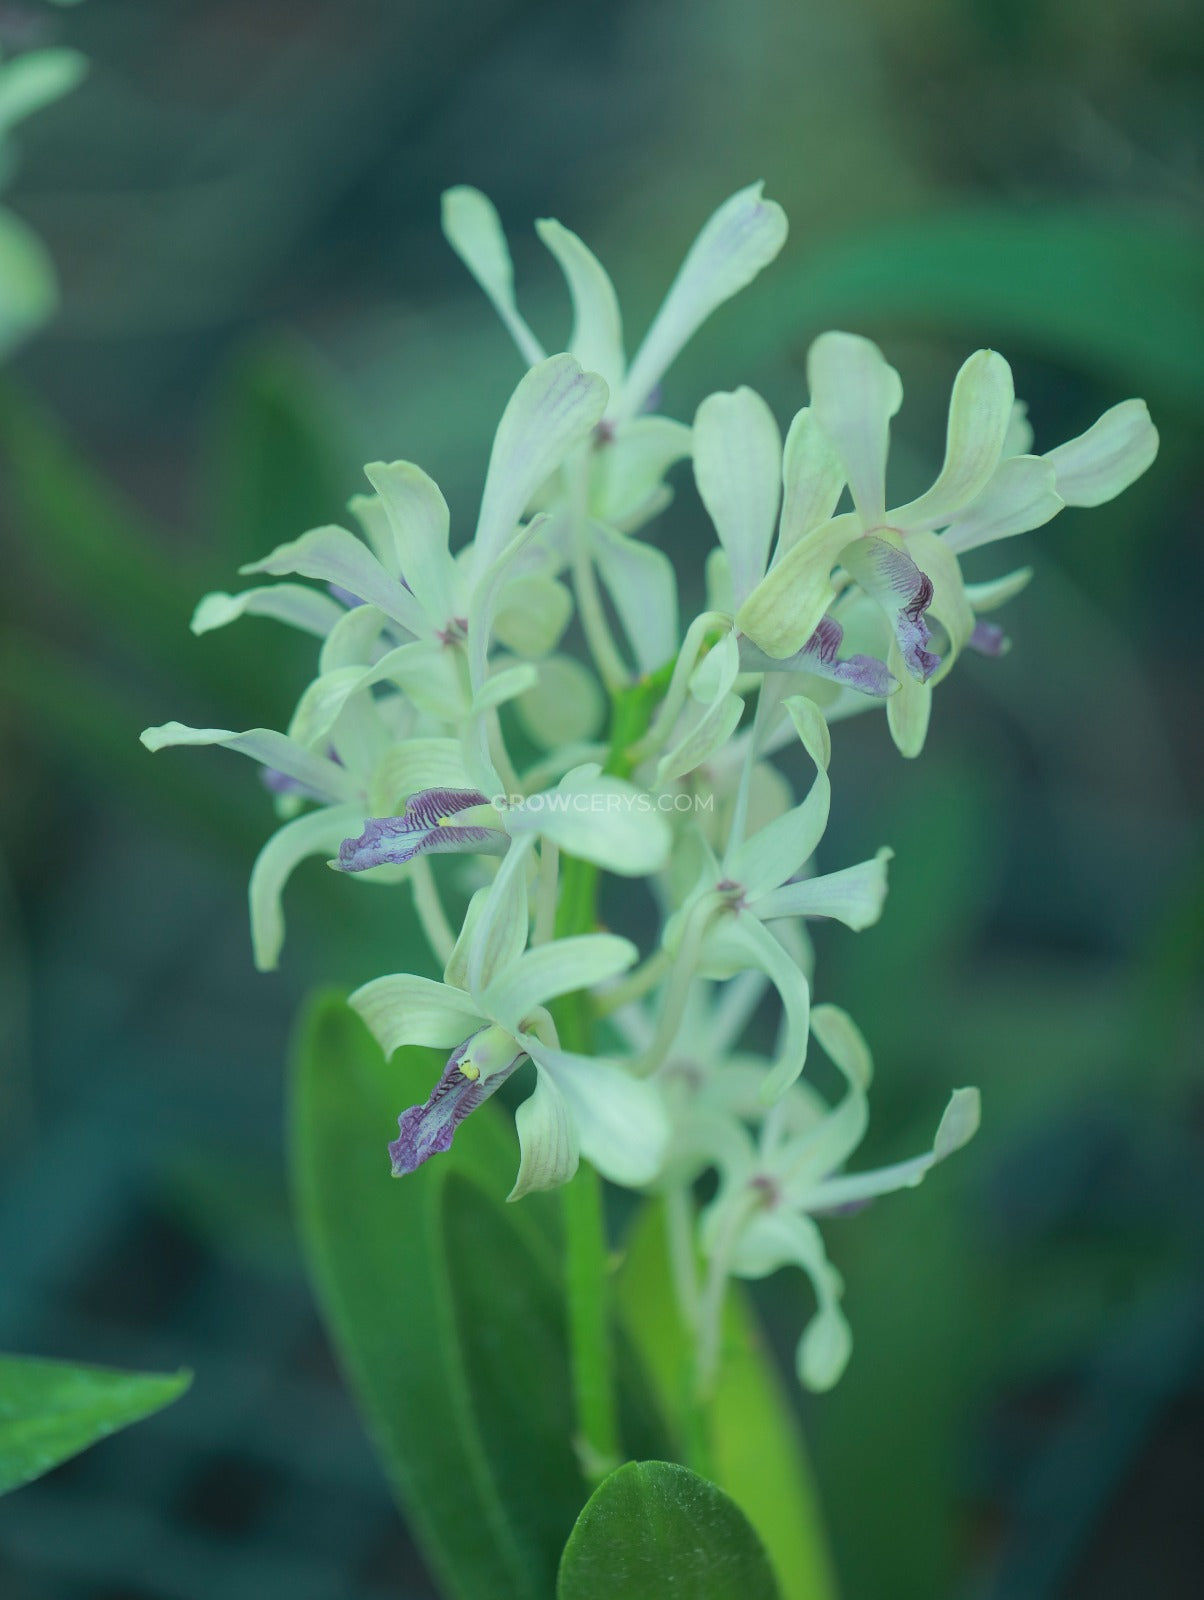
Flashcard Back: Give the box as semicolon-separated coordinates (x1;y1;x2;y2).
248;804;362;971
890;349;1014;531
941;454;1064;554
655;630;742;786
508;769;672;876
794;1087;980;1212
509;1066;579;1200
1043;398;1158;507
806;332;902;526
726;1208;851;1392
721;916;811;1101
467;832;534;1002
726;770;832;901
693;387;783;607
735;511;856;660
318;604;393;672
535;217;625;396
482;934;637;1032
963;565;1033;612
885;641;933;759
525;1037;669;1188
139;721;357;801
589;521;680;673
349;973;487;1056
756;848;892;930
591;417;692;530
363;461;457;629
810;1003;873;1090
440;186;547;367
191;584;344;639
241;526;427;635
472;355;609;569
839;534;940;682
777;406;846;558
620;182;788;419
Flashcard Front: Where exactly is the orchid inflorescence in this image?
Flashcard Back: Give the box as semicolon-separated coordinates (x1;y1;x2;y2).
143;182;1157;1394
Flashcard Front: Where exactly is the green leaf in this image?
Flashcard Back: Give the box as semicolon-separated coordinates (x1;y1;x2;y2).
557;1459;779;1600
290;990;590;1600
616;1202;838;1600
0;1355;191;1496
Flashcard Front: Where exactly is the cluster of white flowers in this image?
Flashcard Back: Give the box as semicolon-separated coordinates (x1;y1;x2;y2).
143;183;1157;1391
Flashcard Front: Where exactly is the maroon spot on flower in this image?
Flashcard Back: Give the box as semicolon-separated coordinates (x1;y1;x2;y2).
968;619;1009;657
388;1032;525;1176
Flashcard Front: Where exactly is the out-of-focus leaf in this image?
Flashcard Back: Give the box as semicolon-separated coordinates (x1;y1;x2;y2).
0;48;87;138
201;336;357;570
557;1459;779;1600
616;1201;837;1600
0;1355;191;1496
291;990;589;1600
0;208;57;359
693;209;1204;412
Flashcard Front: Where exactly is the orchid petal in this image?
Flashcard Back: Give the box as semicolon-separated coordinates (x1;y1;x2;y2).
693;387;783;607
1043;399;1158;507
337;790;506;873
942;454;1064;554
367;738;472;816
906;530;975;662
963;566;1033;612
140;721;357;801
473;355;609;569
726;764;831;900
591;417;692;530
620;182;787;419
515;655;606;749
248;803;362;971
796;1087;980;1212
756;848;892;930
735;511;855;660
507;769;672;876
777;406;846;558
509;1067;579;1200
839;534;940;682
492;574;573;658
722;917;811;1101
726;1208;851;1392
349;973;487;1056
441;186;546;367
318;604;392;672
526;1037;669;1187
589;520;680;672
885;641;933;759
483;933;637;1031
807;332;902;526
389;1036;524;1177
467;833;534;1002
738;620;897;699
363;461;457;628
241;526;427;635
191;584;344;639
535;216;625;396
890;349;1014;531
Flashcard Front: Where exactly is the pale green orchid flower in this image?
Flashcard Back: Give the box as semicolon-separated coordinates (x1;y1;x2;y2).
738;332;1158;756
442;182;787;679
699;1004;979;1391
350;838;670;1198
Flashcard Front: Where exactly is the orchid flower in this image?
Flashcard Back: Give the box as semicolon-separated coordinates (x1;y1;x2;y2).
350;839;669;1198
443;183;788;679
699;1004;980;1390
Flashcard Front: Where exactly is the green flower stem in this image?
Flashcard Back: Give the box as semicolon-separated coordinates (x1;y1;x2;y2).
552;664;675;1483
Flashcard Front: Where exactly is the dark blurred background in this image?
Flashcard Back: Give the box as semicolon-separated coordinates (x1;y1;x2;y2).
1;1;1201;1596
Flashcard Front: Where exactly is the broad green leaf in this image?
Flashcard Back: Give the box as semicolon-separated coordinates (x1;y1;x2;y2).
0;207;57;360
0;1356;191;1496
557;1459;779;1600
290;990;587;1600
617;1201;838;1600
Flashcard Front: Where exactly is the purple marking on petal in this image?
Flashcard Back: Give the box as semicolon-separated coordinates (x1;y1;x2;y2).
841;535;942;683
809;1196;874;1219
261;747;342;802
388;1032;526;1175
641;384;664;415
337;786;503;871
968;619;1009;657
738;619;897;698
327;583;366;609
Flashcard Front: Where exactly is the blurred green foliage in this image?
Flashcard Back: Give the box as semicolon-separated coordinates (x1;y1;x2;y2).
1;0;1200;1596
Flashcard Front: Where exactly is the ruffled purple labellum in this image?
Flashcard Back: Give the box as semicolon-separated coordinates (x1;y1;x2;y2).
840;534;941;683
968;619;1009;657
739;619;897;698
389;1030;526;1176
337;787;507;871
